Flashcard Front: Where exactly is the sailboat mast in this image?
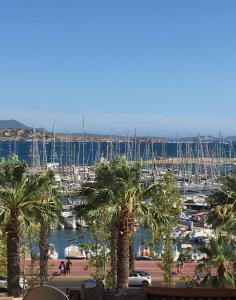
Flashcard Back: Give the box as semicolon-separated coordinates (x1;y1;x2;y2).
51;121;56;166
31;125;40;171
134;129;137;161
82;116;85;168
42;130;47;168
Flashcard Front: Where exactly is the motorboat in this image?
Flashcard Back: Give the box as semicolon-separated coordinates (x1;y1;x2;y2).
159;244;180;262
180;243;205;262
61;211;77;229
136;246;154;260
48;243;59;260
64;244;86;259
173;227;191;239
189;229;209;243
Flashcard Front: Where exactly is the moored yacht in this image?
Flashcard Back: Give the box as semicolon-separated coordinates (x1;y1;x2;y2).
48;243;59;260
136;246;156;260
64;244;86;259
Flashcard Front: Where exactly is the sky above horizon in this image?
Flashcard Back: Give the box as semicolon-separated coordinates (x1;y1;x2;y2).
0;0;236;137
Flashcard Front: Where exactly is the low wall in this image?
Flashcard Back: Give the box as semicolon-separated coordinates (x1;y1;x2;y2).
68;287;146;300
144;286;236;300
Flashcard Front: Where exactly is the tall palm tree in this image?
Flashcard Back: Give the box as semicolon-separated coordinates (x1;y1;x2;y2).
21;222;39;287
207;174;236;232
196;236;236;288
30;171;62;284
0;156;30;296
75;156;172;288
75;157;146;287
74;164;121;288
0;155;59;296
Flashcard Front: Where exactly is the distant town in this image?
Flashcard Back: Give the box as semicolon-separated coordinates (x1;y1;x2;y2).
0;119;236;143
0;125;163;143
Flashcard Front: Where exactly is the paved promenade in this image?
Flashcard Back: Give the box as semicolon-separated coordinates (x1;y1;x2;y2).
27;259;198;280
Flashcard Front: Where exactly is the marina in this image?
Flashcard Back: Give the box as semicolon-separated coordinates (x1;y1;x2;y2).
0;138;235;262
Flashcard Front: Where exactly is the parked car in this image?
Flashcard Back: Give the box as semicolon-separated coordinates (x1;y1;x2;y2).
128;271;151;287
0;276;27;290
82;272;152;289
131;269;151;276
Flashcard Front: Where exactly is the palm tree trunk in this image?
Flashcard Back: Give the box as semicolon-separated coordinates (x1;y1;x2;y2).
128;216;135;271
39;224;49;284
218;263;227;288
29;236;35;287
117;205;130;288
129;235;135;271
111;221;118;288
6;216;20;297
30;238;34;271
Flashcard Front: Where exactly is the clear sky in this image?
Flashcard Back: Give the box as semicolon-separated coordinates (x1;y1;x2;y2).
0;0;236;137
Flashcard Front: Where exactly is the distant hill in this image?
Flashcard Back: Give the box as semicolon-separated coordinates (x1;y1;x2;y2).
70;132;122;138
0;120;28;129
225;135;236;142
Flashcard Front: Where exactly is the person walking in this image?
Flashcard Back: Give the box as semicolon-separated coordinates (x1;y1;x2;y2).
66;259;72;275
178;253;185;274
194;270;201;286
176;259;181;275
59;261;66;276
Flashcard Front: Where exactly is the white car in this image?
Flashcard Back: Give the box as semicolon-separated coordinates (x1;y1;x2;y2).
128;271;151;287
0;276;27;290
82;272;152;289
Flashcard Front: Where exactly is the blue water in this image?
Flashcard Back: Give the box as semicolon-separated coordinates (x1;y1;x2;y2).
48;227;151;259
0;140;235;166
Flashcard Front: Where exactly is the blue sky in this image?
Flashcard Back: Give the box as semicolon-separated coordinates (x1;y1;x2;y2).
0;0;236;137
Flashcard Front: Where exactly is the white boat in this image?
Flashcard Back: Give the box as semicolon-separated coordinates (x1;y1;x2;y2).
173;244;180;262
180;243;205;262
64;244;86;259
189;229;210;242
48;243;58;260
61;211;77;229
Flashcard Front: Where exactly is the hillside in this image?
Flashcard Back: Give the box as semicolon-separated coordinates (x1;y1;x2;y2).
0;119;28;129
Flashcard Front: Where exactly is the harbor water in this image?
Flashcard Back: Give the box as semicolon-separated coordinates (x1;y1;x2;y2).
1;140;236;166
49;227;151;259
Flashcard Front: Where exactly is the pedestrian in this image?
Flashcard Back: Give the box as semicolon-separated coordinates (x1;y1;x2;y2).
59;261;66;276
176;260;181;275
178;253;185;273
194;270;201;286
66;259;72;275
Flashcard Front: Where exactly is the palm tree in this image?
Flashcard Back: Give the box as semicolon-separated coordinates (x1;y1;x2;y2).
196;236;236;288
0;156;35;296
30;171;62;284
75;165;121;288
75;157;150;288
75;157;176;288
207;174;236;232
21;223;39;288
0;155;60;296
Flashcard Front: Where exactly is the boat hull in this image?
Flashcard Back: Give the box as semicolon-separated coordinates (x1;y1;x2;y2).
64;245;86;259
